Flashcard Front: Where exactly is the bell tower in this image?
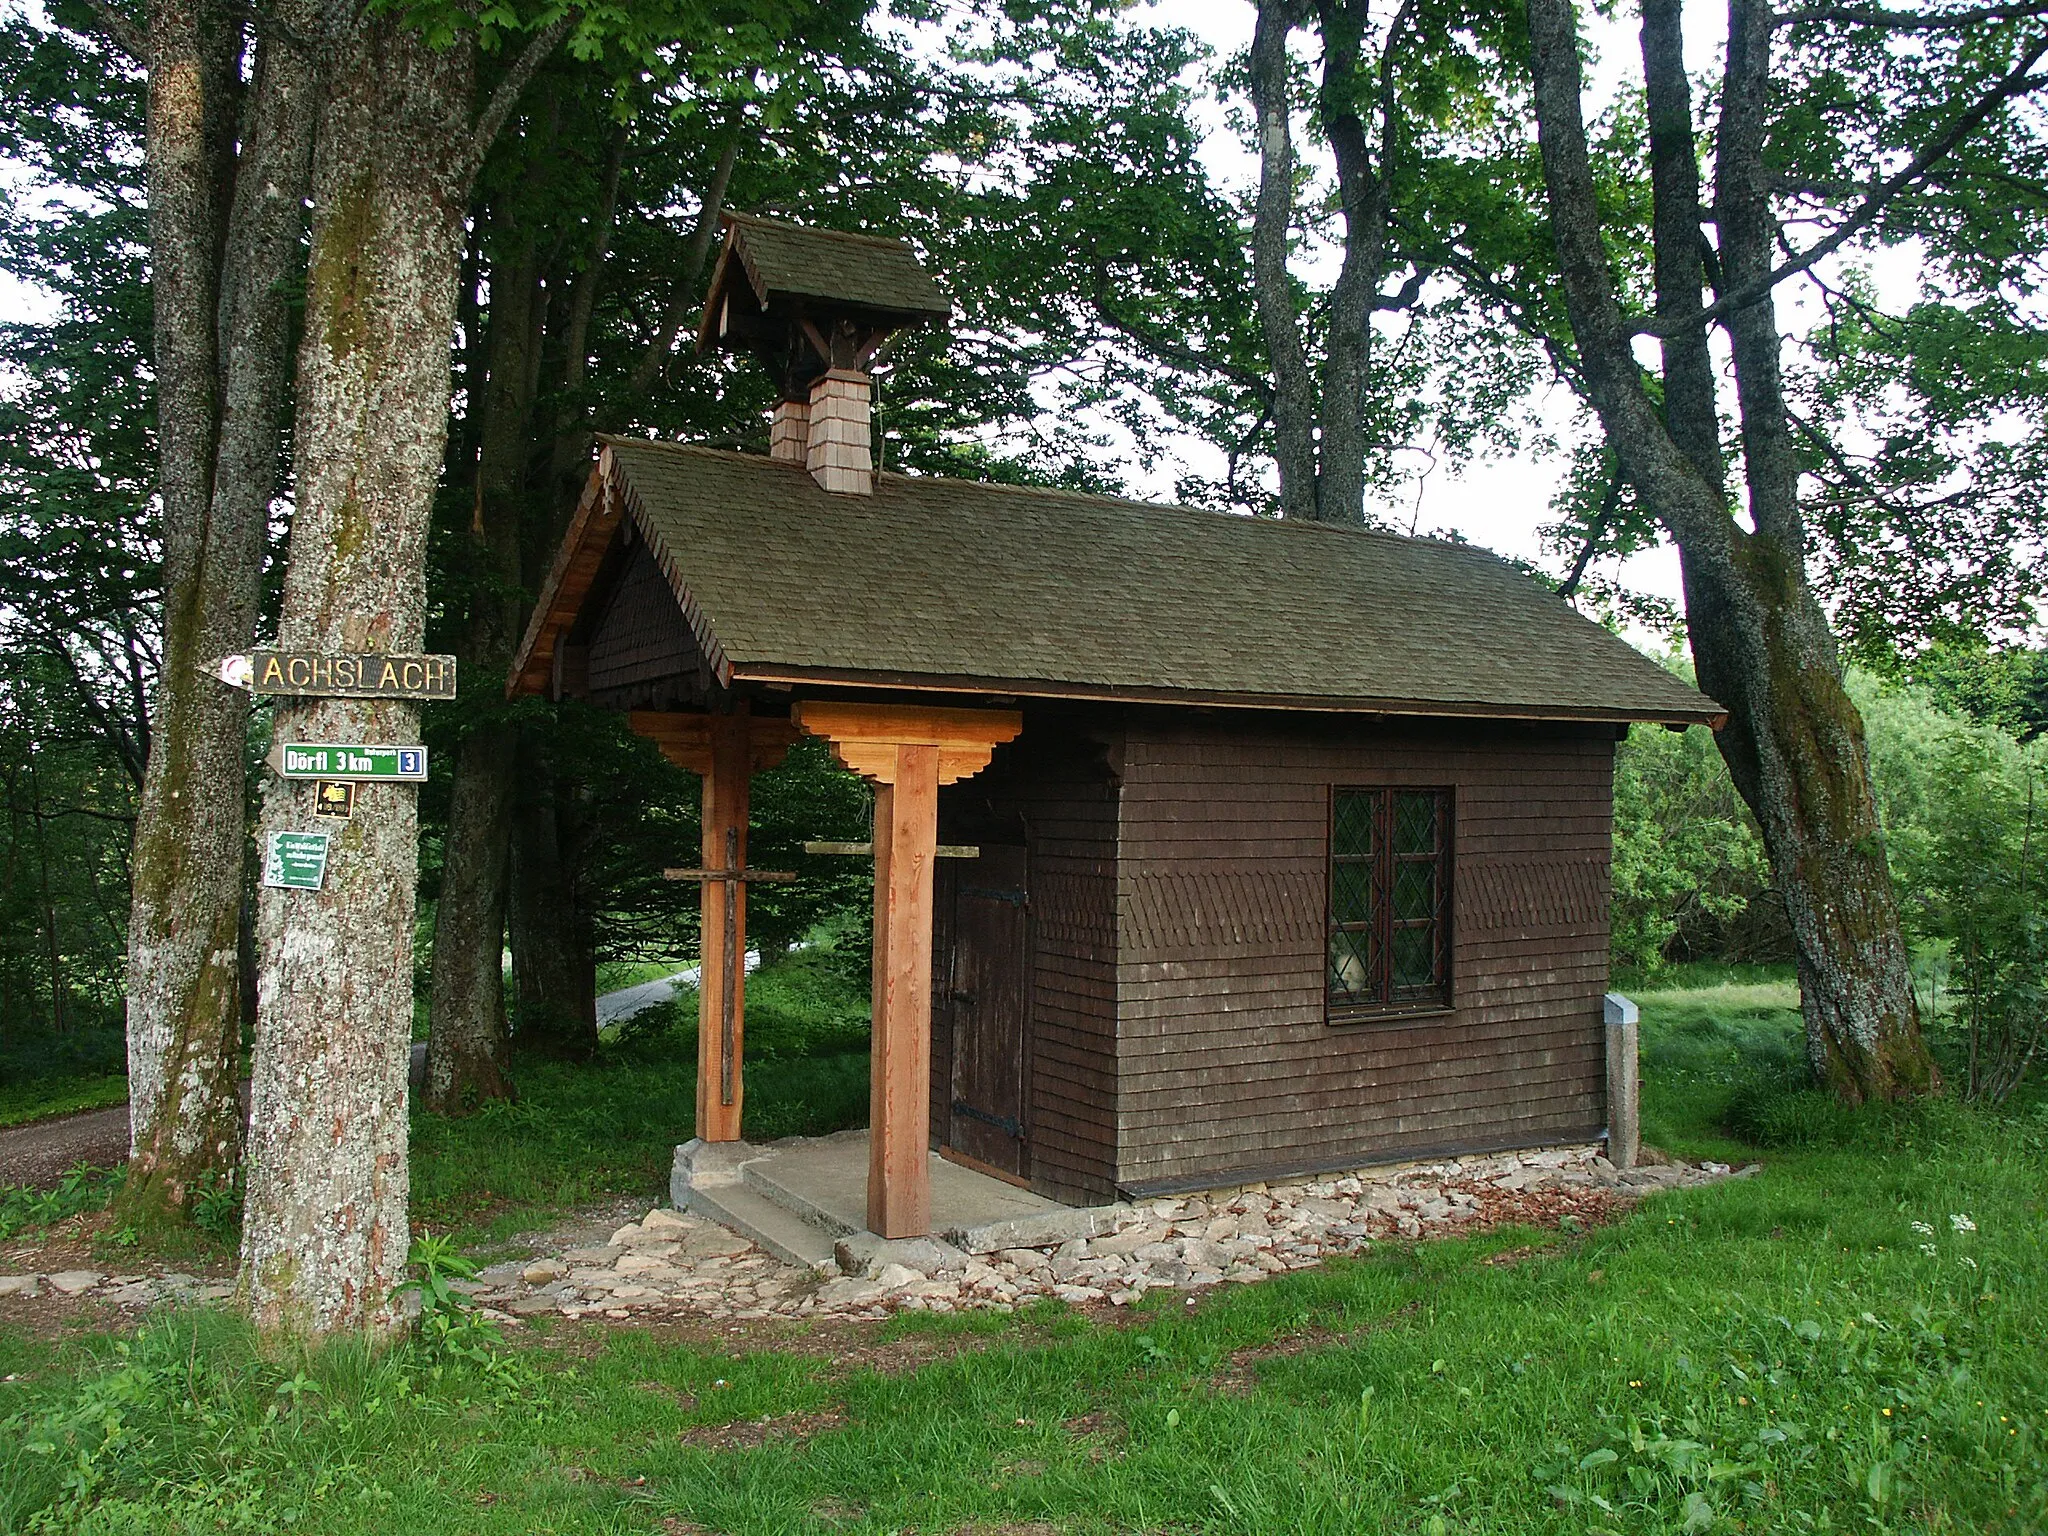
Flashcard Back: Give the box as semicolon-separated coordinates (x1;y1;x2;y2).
697;214;951;494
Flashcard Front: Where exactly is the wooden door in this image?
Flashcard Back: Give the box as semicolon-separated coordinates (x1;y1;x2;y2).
945;844;1030;1177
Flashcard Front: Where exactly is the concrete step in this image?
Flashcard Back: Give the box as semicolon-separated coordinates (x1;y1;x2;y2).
742;1156;863;1239
680;1181;839;1272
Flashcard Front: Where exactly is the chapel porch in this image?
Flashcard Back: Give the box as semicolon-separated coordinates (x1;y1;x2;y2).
670;1128;1091;1271
643;698;1029;1244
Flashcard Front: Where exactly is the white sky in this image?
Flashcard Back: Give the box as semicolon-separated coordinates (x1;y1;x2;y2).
0;0;1931;630
1138;0;1697;612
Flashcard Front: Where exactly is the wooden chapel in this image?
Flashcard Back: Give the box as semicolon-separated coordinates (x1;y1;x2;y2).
507;214;1721;1240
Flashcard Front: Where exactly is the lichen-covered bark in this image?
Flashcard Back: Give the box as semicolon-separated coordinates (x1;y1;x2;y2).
425;725;517;1110
122;8;319;1229
1526;0;1935;1103
241;13;475;1335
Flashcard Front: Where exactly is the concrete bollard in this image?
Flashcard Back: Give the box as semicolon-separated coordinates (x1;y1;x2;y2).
1604;992;1641;1169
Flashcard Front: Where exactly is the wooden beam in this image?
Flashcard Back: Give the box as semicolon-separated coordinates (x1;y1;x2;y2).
629;711;799;776
790;700;1022;786
696;716;752;1143
869;743;939;1238
803;840;979;859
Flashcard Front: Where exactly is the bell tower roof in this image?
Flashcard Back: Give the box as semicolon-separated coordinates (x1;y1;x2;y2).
697;213;950;399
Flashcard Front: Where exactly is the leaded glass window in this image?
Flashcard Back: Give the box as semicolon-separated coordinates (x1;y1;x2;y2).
1328;787;1452;1017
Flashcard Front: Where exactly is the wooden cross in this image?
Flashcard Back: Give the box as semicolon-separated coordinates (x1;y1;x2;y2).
664;825;796;1107
802;840;982;858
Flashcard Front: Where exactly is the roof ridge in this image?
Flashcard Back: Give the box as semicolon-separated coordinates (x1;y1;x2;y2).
602;437;1498;563
869;463;1493;559
722;211;924;255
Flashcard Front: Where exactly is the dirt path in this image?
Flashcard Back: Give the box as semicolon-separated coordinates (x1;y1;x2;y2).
0;1104;131;1189
3;971;673;1192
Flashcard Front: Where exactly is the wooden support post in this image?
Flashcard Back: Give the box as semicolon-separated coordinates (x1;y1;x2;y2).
697;715;750;1143
869;746;939;1237
790;701;1023;1240
625;710;799;1146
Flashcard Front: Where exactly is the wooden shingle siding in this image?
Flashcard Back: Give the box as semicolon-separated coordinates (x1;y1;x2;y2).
583;539;717;710
1111;713;1616;1192
934;707;1122;1204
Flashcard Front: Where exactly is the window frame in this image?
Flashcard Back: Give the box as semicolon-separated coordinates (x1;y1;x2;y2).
1325;785;1455;1023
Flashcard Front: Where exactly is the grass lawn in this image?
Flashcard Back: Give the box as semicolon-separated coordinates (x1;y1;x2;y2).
0;1072;128;1128
412;946;873;1249
2;969;2044;1534
0;1019;129;1128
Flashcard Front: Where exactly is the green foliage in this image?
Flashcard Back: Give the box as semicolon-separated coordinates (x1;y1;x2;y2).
617;928;872;1062
1893;641;2048;743
189;1170;242;1243
1892;728;2047;1105
0;8;152;1048
0;1163;121;1240
1612;667;2048;1002
392;1230;516;1369
1612;714;1772;971
410;947;870;1245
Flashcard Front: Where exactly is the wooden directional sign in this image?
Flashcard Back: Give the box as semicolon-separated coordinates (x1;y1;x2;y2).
269;742;428;781
215;651;458;700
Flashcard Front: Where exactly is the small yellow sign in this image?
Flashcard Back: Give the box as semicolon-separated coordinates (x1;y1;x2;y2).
313;780;356;819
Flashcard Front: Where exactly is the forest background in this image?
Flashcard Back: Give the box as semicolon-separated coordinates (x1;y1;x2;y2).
2;0;2046;1133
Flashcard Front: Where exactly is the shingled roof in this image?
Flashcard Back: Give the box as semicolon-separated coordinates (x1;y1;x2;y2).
513;440;1720;726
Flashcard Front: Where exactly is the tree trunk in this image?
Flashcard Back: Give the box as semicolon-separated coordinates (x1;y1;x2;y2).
121;9;319;1231
424;726;518;1108
1309;0;1387;528
1525;0;1936;1103
1247;0;1321;520
1246;0;1400;526
240;12;475;1334
423;235;543;1114
508;754;598;1059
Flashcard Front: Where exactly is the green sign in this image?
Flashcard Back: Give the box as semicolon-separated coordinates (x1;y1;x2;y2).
269;743;428;781
263;830;331;891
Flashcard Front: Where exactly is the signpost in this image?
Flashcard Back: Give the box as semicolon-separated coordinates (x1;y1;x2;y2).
213;651;457;700
268;743;427;781
219;649;449;896
263;830;332;891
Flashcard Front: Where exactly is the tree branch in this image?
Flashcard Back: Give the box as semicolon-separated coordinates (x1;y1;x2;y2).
466;16;574;182
1634;34;2048;337
1371;265;1429;312
1776;0;2048;30
1557;474;1622;599
1393;219;1583;388
83;0;145;61
625;127;739;397
1087;263;1276;404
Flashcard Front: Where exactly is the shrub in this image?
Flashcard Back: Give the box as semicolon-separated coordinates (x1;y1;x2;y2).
1893;728;2047;1104
1612;717;1773;971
